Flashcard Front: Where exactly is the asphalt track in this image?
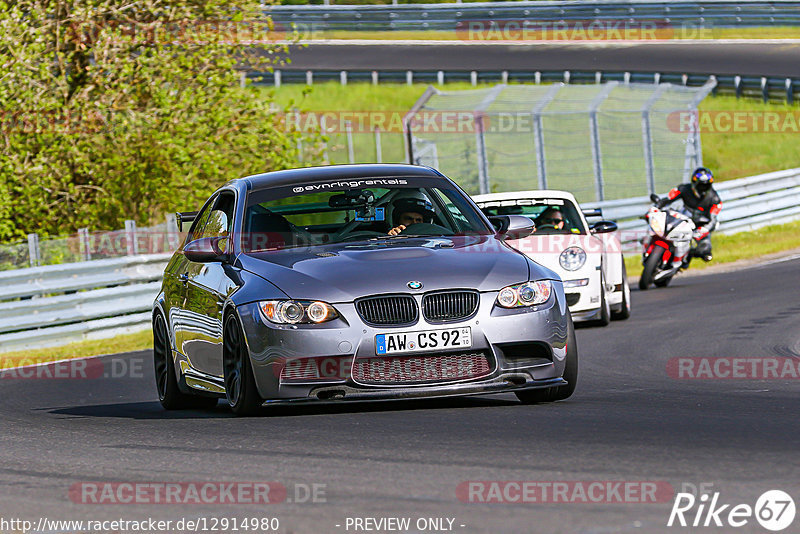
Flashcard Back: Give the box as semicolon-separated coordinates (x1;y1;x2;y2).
282;42;800;77
1;256;798;533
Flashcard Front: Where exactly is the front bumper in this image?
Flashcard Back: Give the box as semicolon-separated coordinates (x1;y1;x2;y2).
237;286;570;402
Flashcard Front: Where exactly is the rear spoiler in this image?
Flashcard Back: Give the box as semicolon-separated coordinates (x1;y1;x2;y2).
176;211;199;232
581;208;603;218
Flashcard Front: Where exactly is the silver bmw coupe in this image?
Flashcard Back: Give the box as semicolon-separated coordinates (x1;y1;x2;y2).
153;164;577;415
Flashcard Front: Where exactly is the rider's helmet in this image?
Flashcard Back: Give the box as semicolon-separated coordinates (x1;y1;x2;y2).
391;190;435;226
691;167;714;197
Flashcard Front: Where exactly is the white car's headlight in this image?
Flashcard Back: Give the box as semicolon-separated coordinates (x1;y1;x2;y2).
259;300;339;324
496;281;552;308
559;247;586;271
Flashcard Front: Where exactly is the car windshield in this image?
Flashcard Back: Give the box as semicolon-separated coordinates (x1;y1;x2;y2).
479;198;587;235
242;177;492;252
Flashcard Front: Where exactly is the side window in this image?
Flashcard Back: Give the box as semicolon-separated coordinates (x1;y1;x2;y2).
187;195;217;243
204;192;235;237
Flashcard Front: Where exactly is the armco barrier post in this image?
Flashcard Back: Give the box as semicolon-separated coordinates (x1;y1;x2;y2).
345;121;355;164
27;233;40;267
166;213;179;251
78;228;92;261
374;127;382;163
125;220;138;256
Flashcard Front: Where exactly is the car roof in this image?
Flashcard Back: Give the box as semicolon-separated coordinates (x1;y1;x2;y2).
236;164;446;190
472;190;579;204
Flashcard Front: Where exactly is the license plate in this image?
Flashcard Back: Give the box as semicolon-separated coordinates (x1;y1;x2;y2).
375;327;471;355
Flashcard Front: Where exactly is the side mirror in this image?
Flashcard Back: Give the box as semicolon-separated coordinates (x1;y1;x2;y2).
590;220;618;234
491;215;535;240
650;193;660;204
184;237;228;263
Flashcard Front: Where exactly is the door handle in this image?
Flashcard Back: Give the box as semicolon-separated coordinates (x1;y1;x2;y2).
178;273;189;284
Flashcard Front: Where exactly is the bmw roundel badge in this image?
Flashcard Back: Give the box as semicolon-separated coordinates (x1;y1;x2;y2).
407;280;423;290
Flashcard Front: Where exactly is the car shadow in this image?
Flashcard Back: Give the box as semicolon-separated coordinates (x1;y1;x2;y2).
46;394;523;420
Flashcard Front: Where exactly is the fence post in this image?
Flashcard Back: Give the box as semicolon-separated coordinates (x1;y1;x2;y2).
166;213;179;251
27;233;40;267
345;121;355;164
406;70;413;85
588;82;617;201
473;85;505;194
371;71;379;85
374;127;382;163
340;70;347;85
761;77;769;102
78;228;92;261
125;220;138;255
306;70;313;85
641;84;667;195
786;78;793;104
475;118;490;194
531;84;562;190
274;69;281;88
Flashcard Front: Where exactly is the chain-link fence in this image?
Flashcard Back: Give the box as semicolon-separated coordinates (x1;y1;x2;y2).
406;81;716;202
0;217;182;271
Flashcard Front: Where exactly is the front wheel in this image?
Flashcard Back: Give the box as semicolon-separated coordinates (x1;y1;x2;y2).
223;313;263;416
516;316;578;404
638;248;664;290
153;313;218;410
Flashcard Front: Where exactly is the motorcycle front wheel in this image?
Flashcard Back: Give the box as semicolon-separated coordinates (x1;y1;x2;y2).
638;248;665;290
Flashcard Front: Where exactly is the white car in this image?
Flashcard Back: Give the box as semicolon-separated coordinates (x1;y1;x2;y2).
473;190;630;325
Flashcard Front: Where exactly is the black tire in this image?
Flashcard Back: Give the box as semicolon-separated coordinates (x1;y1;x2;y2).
611;262;631;320
516;316;578;404
592;272;611;327
638;248;664;290
223;313;263;416
654;275;673;287
153;313;218;410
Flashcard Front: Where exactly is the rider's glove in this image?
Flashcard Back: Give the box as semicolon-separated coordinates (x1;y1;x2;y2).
693;227;709;241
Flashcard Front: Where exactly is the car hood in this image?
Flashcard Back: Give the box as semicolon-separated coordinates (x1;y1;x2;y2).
237;235;553;302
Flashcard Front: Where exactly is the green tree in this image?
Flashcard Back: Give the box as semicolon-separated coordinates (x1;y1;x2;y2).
0;0;317;241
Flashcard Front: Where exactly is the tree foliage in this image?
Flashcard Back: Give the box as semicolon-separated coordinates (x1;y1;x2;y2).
0;0;315;241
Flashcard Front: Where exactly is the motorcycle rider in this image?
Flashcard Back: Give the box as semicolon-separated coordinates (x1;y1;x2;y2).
656;167;721;263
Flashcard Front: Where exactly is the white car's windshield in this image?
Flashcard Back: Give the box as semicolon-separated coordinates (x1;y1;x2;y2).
479;198;587;235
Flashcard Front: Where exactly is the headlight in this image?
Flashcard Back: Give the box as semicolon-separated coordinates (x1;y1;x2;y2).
559;247;586;271
259;300;339;324
648;211;666;237
496;281;552;308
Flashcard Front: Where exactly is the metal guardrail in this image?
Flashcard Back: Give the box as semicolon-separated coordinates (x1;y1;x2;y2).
582;167;800;251
267;1;800;30
2;167;798;351
252;69;800;103
0;255;170;352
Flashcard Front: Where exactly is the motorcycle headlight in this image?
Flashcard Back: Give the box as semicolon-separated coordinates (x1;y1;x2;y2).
496;281;552;308
649;211;666;237
259;300;339;324
559;247;586;271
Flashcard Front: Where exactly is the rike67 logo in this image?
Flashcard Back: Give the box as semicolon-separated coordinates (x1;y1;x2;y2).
668;489;796;531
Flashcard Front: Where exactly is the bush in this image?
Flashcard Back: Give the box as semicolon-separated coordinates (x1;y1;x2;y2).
0;0;320;242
